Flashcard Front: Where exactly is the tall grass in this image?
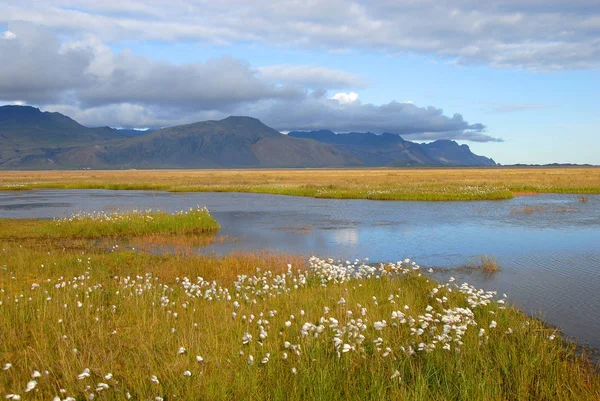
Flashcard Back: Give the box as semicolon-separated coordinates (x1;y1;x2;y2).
0;167;599;201
0;207;219;239
0;243;598;400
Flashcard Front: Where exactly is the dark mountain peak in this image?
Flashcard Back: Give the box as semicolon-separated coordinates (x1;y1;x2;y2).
422;139;495;166
222;116;261;123
0;105;42;116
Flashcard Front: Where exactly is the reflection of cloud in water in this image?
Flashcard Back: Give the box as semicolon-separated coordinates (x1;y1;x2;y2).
332;228;359;246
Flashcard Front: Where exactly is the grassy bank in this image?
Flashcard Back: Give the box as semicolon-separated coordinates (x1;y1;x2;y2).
0;207;219;239
1;167;599;200
1;237;598;399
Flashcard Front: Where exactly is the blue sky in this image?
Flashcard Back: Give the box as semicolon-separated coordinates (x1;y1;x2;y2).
1;1;599;164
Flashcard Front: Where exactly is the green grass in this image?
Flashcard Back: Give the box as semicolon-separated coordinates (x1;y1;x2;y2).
0;207;220;239
1;167;599;201
0;239;598;400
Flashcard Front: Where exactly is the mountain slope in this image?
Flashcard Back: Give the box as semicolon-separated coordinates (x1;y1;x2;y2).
288;130;496;166
0;105;145;168
421;140;496;166
288;130;436;166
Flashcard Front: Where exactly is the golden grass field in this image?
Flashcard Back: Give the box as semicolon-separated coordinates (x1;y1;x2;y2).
1;167;599;200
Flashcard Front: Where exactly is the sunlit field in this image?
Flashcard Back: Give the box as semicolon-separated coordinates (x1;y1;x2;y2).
1;211;598;400
1;167;599;201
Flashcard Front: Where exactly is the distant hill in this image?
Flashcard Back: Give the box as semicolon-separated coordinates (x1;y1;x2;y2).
0;106;146;168
0;105;496;169
288;130;496;166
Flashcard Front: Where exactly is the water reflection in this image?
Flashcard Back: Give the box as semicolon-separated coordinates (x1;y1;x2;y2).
332;228;359;246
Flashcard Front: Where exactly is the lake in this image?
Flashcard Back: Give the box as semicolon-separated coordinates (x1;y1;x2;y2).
1;189;599;352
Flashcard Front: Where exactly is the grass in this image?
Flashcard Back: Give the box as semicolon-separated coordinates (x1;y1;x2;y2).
0;167;599;201
0;207;220;239
475;255;500;273
0;214;598;400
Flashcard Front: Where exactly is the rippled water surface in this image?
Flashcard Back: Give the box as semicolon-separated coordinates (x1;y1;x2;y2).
1;190;599;351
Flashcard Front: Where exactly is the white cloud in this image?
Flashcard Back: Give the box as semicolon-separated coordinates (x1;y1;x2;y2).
1;1;599;70
0;22;496;142
331;92;359;104
1;30;16;40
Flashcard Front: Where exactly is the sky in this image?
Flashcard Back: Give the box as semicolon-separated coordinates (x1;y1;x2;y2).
1;1;599;165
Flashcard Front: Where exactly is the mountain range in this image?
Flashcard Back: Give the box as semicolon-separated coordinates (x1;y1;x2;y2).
0;105;496;169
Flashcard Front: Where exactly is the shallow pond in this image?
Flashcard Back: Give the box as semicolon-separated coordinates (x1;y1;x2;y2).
1;189;599;352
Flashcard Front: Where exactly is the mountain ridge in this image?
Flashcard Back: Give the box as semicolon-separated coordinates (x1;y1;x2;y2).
0;105;496;169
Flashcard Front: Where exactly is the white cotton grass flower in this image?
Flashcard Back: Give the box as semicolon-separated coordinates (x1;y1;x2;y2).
77;368;90;380
489;320;497;329
31;370;41;378
391;370;401;380
3;363;12;370
291;367;297;374
196;355;204;362
104;373;113;380
183;370;192;377
549;334;556;341
150;375;159;384
178;347;186;355
5;395;21;400
25;380;37;392
247;355;254;365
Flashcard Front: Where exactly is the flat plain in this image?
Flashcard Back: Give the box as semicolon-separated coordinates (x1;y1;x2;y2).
1;167;599;200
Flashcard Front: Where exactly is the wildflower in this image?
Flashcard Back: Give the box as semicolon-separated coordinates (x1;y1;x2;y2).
196;355;204;362
178;347;186;355
285;321;292;327
95;383;109;392
391;370;401;380
489;320;497;329
242;332;252;345
549;335;555;341
2;363;12;370
373;320;387;331
77;368;90;380
31;371;41;378
5;395;21;400
342;344;353;353
291;367;297;374
478;328;485;337
150;375;159;384
247;355;254;365
25;380;37;392
104;373;113;380
183;370;192;377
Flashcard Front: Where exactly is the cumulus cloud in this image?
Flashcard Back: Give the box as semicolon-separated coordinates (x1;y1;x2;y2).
1;30;16;40
331;92;359;104
1;0;599;70
1;22;495;142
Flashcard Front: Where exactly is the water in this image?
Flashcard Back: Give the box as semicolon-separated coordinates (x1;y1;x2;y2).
1;189;599;351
